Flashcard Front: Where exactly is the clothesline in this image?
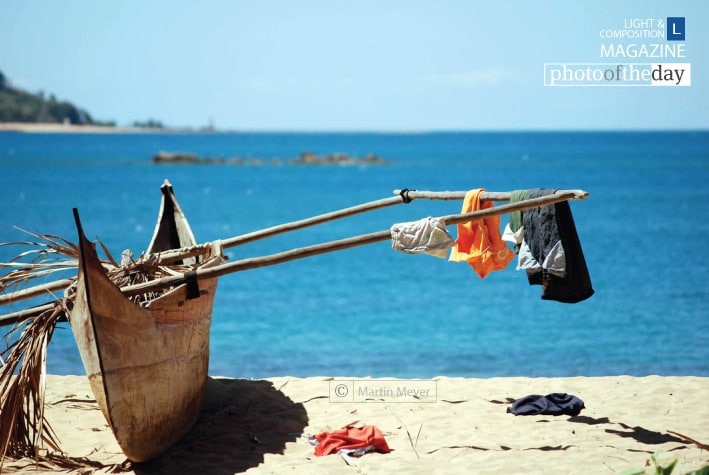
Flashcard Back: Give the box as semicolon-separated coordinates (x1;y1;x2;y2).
105;189;590;297
0;188;590;324
0;189;588;306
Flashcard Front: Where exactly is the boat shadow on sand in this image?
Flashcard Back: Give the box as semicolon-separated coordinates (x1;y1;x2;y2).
132;377;308;474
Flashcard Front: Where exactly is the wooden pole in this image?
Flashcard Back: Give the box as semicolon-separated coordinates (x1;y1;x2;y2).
0;278;74;305
0;303;58;326
219;195;404;248
394;189;589;202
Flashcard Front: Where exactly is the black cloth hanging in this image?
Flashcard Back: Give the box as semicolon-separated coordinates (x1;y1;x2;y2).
522;188;594;303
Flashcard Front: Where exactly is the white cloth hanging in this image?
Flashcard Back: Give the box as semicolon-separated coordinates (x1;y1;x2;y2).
390;216;455;259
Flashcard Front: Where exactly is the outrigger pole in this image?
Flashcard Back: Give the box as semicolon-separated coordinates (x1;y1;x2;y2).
0;189;588;325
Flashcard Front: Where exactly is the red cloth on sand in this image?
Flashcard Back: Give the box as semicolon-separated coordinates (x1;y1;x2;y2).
313;425;391;456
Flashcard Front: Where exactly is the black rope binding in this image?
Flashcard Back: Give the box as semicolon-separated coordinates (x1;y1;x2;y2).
399;188;416;203
184;270;201;300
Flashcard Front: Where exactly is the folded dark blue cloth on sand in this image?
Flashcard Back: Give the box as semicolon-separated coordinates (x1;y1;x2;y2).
507;393;585;416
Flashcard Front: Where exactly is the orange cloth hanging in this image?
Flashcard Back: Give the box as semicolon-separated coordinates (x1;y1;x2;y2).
449;188;515;278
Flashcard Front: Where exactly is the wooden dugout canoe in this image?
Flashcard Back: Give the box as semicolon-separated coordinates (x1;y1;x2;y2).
68;181;222;462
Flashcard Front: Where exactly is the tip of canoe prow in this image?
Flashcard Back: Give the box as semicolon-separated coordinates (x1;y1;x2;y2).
72;208;88;243
161;179;173;189
571;189;590;200
72;208;81;230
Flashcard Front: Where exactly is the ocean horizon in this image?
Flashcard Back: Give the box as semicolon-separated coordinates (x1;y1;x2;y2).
1;130;707;378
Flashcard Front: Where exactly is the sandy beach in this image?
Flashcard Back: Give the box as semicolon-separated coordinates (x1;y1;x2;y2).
0;122;187;134
1;374;707;474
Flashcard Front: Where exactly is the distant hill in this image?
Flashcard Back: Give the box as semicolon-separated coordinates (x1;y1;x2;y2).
0;70;114;126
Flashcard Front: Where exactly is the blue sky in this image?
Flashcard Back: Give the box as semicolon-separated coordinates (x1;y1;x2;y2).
1;1;707;130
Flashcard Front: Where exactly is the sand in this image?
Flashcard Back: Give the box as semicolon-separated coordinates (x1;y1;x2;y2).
2;375;707;474
0;122;183;134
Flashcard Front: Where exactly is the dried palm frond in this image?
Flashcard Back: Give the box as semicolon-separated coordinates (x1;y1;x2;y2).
0;228;80;294
0;302;65;464
1;231;84;466
2;451;132;473
108;254;193;307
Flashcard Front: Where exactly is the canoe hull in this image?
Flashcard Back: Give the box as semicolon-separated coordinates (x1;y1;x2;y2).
69;181;220;462
70;255;217;462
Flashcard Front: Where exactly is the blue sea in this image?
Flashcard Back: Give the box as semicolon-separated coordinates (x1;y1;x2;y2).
1;130;707;378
